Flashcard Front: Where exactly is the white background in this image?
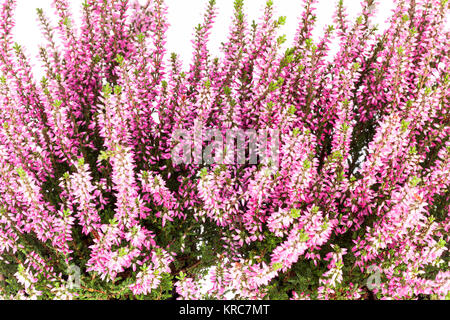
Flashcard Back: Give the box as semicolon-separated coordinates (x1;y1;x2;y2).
12;0;398;76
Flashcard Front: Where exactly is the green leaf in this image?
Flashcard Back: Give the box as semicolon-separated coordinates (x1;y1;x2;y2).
356;16;363;25
63;17;71;28
63;208;71;217
342;122;350;132
332;150;343;160
137;33;145;43
115;54;124;65
53;100;63;108
200;168;208;178
98;151;110;162
110;217;119;226
288;105;296;115
401;120;410;132
277;35;287;46
299;230;309;242
13;42;21;53
336;170;344;182
268;81;279;92
273;262;283;271
277;16;286;26
93;54;101;64
303;159;311;170
114;85;122;95
16;167;26;178
291;208;301;219
102;83;113;97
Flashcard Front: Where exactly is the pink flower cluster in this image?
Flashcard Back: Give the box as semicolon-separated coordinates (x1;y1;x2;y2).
0;0;448;300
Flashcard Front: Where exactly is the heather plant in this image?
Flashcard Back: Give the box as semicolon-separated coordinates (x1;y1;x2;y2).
0;0;449;300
